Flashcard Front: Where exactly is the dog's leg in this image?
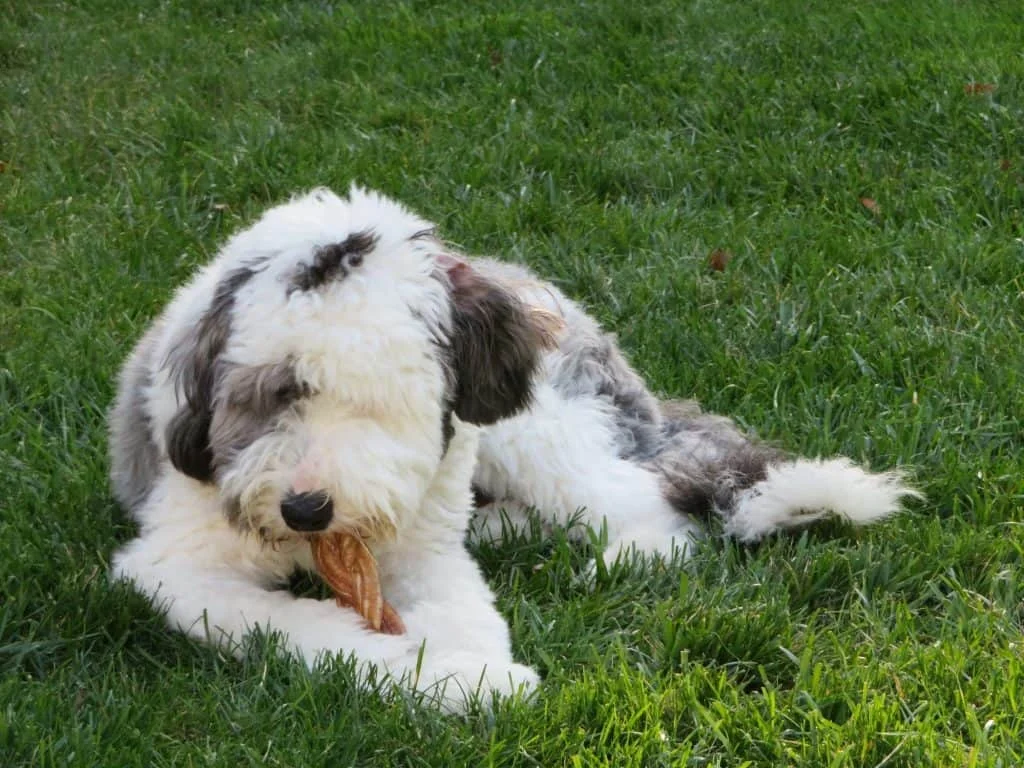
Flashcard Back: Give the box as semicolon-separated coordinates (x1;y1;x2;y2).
114;530;536;713
112;471;536;714
375;530;540;713
376;422;542;713
111;527;422;671
471;384;703;565
467;498;552;543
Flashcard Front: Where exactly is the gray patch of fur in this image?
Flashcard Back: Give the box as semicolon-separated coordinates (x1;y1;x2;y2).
208;360;308;480
289;230;378;293
547;329;665;460
109;263;307;526
163;264;262;483
542;312;784;521
641;401;786;522
551;329;787;520
168;265;259;411
444;259;561;426
107;323;163;514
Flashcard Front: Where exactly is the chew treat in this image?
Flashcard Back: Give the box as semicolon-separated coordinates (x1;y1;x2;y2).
311;532;406;635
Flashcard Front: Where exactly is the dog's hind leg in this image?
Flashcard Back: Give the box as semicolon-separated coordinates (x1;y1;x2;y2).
471;383;703;564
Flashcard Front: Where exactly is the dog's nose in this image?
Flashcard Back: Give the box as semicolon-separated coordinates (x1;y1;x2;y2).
280;491;334;532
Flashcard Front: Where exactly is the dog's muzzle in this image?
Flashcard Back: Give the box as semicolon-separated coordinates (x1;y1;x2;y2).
280;490;334;532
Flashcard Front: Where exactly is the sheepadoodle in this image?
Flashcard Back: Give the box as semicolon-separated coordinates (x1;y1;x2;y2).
108;185;921;713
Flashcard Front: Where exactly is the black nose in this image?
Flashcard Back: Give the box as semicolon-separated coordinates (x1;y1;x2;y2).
280;491;334;532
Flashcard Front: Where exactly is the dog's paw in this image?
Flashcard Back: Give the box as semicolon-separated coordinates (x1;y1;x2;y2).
276;600;420;672
405;652;540;714
467;500;551;545
586;521;704;579
603;529;700;565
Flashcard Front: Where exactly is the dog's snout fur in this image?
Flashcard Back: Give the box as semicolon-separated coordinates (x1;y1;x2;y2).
280;490;334;532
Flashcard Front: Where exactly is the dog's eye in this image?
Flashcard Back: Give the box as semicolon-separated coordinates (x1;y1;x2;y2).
346;253;363;268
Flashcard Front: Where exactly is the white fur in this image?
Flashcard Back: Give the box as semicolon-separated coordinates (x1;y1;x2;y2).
724;458;924;543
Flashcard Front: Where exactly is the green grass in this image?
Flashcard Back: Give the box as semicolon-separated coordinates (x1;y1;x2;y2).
2;0;1023;764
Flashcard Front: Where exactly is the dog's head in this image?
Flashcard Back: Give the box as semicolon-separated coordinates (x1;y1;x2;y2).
155;186;558;540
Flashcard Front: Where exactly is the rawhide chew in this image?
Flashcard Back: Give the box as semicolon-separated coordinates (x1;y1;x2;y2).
310;532;406;635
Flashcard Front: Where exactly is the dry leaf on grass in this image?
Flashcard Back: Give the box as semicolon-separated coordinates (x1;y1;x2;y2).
860;197;881;216
708;248;733;272
311;532;406;635
963;82;996;95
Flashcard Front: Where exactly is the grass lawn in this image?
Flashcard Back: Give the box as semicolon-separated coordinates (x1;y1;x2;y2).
2;0;1023;764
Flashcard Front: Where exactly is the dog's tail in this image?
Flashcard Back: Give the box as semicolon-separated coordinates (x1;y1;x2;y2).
717;457;922;542
644;402;922;543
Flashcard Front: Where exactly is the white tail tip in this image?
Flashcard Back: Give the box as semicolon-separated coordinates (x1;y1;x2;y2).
723;457;923;543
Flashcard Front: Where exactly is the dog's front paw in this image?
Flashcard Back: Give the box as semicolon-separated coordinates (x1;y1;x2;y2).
406;652;540;714
273;599;420;672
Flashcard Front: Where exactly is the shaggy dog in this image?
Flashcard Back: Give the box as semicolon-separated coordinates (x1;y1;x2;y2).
108;186;920;713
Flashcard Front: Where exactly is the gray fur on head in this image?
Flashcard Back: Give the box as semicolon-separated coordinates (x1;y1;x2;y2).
109;260;310;515
164;264;262;484
290;230;378;293
207;359;308;475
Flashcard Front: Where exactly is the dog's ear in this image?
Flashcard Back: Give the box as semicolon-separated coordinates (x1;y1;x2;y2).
164;328;220;483
163;266;255;483
441;254;561;425
165;406;214;482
